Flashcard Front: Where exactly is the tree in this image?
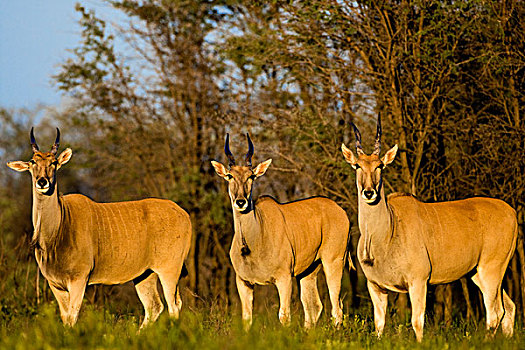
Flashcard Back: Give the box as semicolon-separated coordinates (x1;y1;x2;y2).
55;1;247;305
46;0;525;324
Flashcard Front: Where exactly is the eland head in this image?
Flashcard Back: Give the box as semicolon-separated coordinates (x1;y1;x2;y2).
211;133;272;212
7;127;72;196
341;116;398;204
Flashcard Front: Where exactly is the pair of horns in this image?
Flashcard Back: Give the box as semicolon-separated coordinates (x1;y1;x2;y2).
350;115;382;155
31;127;60;155
224;133;254;167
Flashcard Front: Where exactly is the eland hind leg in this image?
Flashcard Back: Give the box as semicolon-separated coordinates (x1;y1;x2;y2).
501;290;515;336
408;280;428;342
176;287;183;311
471;270;505;337
156;268;184;320
322;257;345;326
298;265;323;329
134;272;164;329
275;277;293;326
318;212;348;327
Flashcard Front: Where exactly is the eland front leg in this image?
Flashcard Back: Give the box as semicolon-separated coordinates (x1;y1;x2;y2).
368;281;388;338
49;284;70;325
65;278;88;326
236;275;254;330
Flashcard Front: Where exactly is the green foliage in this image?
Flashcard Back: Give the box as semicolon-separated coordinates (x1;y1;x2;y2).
55;4;126;110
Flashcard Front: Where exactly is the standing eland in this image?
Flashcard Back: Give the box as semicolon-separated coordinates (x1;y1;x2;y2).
211;134;352;329
341;117;517;341
7;128;192;328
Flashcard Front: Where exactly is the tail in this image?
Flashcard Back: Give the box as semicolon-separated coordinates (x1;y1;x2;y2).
346;233;359;308
345;224;356;271
348;254;356;271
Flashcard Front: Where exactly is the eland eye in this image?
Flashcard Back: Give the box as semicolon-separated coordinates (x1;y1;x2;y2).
248;175;256;181
375;164;384;171
29;159;36;165
354;163;361;169
225;174;233;180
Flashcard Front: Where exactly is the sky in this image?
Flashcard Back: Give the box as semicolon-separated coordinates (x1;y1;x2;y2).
0;1;115;109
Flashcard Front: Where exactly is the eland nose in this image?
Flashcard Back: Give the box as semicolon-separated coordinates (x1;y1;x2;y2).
37;178;48;188
364;190;375;200
235;199;247;208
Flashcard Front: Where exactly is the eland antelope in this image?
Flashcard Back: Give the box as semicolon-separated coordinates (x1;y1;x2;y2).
7;128;192;328
341;117;517;341
211;134;352;329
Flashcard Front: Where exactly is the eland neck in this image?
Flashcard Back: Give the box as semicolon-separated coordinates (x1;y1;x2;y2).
357;186;393;263
231;197;263;254
32;183;62;251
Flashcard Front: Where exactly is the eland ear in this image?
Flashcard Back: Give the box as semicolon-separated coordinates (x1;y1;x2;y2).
56;148;73;169
211;160;229;179
6;161;30;172
381;144;398;166
253;159;272;178
341;143;358;169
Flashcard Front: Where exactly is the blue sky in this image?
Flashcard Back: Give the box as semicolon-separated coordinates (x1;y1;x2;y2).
0;1;115;109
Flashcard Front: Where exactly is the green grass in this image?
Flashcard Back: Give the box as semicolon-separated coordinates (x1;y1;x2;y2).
0;302;524;349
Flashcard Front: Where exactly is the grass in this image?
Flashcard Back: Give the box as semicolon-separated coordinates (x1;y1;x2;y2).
0;301;524;350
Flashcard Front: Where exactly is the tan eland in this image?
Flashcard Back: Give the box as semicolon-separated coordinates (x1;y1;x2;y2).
7;128;192;328
211;134;352;329
341;117;517;341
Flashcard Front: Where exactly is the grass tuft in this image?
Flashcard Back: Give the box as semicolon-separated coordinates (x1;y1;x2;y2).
0;302;524;349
